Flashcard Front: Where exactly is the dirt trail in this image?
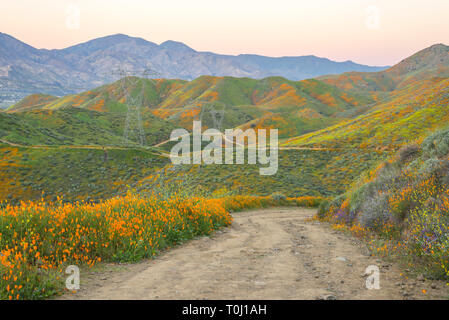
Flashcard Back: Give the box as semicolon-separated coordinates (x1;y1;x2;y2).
0;139;170;157
61;208;447;300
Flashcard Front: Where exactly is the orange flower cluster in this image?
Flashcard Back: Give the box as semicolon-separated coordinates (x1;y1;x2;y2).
0;193;232;300
220;195;325;212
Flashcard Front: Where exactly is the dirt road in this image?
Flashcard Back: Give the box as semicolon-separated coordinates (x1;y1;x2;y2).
61;208;447;300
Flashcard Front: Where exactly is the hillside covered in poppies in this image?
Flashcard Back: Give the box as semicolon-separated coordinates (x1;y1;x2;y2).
0;43;448;204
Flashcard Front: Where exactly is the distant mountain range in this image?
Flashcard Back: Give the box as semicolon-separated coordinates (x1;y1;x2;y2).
0;32;388;107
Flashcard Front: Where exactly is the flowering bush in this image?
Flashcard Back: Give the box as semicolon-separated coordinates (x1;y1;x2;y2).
319;127;449;279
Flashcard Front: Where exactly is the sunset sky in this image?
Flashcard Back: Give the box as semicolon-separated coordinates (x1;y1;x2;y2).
1;0;448;66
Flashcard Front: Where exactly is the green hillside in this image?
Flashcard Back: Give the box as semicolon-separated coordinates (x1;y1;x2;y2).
1;106;176;146
5;94;58;113
284;77;449;150
138;148;389;198
1;43;449;206
320;44;449;93
0;143;169;203
7;75;376;139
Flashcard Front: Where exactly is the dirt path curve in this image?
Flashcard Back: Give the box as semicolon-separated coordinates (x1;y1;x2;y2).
61;208;447;300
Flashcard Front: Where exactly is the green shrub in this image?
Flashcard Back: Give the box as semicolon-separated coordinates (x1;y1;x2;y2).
422;127;449;158
329;194;345;212
397;143;421;164
270;192;286;201
433;160;449;186
317;199;330;219
390;197;411;223
349;183;372;213
359;193;390;229
419;158;444;177
374;161;400;191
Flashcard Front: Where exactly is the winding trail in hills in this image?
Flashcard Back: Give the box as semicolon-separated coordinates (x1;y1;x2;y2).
151;132;335;151
60;207;447;300
0;137;340;155
0;139;172;157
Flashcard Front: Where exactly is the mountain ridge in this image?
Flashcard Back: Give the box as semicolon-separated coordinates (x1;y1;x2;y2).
0;33;389;107
319;43;449;93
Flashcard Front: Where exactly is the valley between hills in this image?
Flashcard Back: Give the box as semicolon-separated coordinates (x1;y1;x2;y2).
1;42;449;300
1;43;448;204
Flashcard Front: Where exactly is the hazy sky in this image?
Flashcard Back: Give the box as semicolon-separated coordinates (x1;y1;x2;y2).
1;0;448;66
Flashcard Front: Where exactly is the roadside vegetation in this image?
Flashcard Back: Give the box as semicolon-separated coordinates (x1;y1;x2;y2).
318;127;449;280
139;149;388;199
0;188;324;300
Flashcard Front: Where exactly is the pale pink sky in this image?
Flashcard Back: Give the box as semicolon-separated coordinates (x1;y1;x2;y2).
1;0;448;66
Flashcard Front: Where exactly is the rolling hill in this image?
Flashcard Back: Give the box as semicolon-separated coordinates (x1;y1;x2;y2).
5;75;377;141
0;107;177;146
320;44;449;92
143;43;449;201
284;74;449;150
285;44;449;150
1;43;448;205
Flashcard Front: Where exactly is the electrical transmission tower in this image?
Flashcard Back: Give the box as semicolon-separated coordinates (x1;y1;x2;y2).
195;100;227;131
110;68;160;146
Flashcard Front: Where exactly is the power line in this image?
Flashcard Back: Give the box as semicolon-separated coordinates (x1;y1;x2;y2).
109;67;161;146
193;100;227;131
